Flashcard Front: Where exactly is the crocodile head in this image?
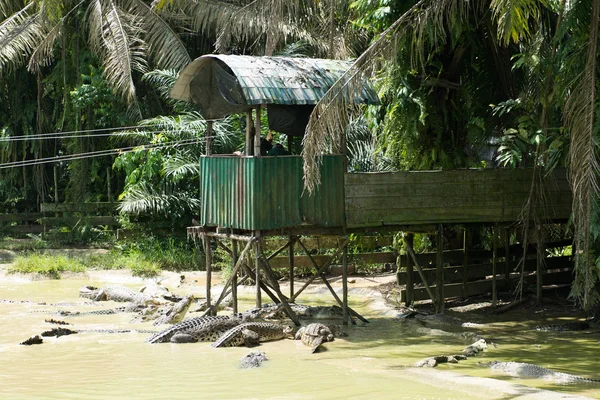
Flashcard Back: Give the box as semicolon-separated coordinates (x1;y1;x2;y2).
79;286;101;300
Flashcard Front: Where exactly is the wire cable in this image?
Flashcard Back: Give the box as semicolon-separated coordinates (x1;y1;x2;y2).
0;138;206;170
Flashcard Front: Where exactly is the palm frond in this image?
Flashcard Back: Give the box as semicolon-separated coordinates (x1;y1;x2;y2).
564;0;600;310
127;0;190;71
142;69;192;110
27;19;62;73
164;153;200;179
118;182;201;216
490;0;543;45
302;0;476;191
215;0;322;55
0;5;45;73
86;0;148;104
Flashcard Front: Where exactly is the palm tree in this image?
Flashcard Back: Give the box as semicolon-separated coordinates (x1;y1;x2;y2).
302;0;600;309
0;0;190;114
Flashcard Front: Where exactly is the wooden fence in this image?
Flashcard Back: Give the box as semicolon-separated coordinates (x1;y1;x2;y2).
396;238;573;303
0;202;119;235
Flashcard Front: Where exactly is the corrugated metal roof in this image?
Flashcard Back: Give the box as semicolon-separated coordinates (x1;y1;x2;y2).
170;55;379;119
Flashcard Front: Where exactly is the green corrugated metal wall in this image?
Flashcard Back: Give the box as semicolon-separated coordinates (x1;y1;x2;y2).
200;155;345;230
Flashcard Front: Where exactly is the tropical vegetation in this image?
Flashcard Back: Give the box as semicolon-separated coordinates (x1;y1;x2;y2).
1;0;599;310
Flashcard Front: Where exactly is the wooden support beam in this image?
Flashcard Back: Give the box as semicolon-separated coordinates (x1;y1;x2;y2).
240;260;280;304
291;238;349;302
206;120;213;156
342;241;349;325
436;224;444;313
536;225;544;303
204;236;213;315
266;238;292;260
259;254;301;326
462;228;469;298
295;238;365;324
203;239;254;316
289;236;295;299
231;240;239;314
404;237;437;305
246;110;253;155
254;106;262;156
405;233;414;306
492;223;498;307
319;274;359;325
255;239;262;308
504;227;511;291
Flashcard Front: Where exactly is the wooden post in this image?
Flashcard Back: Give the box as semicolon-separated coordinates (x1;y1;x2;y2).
462;228;469;297
436;225;444;314
342;239;349;325
536;225;544;303
255;238;262;308
404;237;437;306
492;224;498;307
245;111;253;155
287;135;293;154
254;106;262;156
204;235;212;314
405;233;414;306
504;227;511;291
206;120;213;156
106;167;111;202
231;240;239;314
289;236;295;299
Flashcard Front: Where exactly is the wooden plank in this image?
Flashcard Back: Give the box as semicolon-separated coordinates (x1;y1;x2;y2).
6;225;45;233
396;256;572;285
0;213;44;222
268;251;396;269
40;202;117;213
39;216;119;226
263;235;393;251
401;269;574;302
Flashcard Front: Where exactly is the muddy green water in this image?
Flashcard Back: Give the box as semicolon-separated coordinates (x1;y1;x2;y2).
1;273;599;399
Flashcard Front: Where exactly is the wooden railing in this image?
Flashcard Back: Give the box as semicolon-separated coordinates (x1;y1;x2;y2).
0;202;119;235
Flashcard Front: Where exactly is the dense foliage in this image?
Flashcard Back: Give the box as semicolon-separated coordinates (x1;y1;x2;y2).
1;0;600;309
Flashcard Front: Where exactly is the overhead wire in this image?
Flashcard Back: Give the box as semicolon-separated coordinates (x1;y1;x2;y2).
0;127;209;142
0;137;210;170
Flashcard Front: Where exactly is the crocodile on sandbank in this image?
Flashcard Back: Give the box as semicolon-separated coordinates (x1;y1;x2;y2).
481;361;600;384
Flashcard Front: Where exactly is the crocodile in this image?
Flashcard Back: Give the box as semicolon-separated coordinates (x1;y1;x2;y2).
147;311;262;344
240;351;268;369
482;361;600;384
79;285;154;303
79;284;176;304
211;322;294;348
535;321;590;332
295;323;334;353
246;303;345;321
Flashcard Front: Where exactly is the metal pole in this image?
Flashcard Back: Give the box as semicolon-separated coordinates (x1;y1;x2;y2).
245;111;253;155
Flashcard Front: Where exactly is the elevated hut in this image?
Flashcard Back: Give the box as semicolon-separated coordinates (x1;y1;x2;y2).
172;55;572;319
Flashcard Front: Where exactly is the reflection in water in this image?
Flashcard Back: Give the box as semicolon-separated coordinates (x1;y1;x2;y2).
0;276;599;399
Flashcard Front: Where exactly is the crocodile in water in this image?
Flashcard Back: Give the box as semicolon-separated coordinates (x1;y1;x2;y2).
483;361;600;384
535;321;590;332
211;322;293;348
240;351;268;368
147;314;254;344
295;323;334;353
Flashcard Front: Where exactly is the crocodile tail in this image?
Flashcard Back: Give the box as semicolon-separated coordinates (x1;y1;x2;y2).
212;325;244;348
